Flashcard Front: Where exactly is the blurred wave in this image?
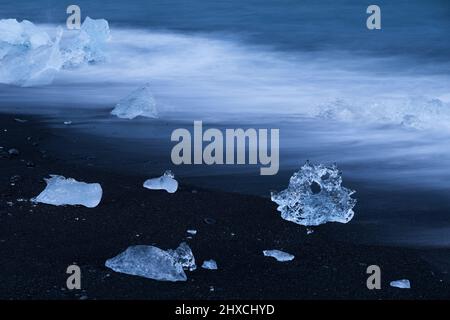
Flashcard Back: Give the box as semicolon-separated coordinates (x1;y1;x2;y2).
1;24;450;131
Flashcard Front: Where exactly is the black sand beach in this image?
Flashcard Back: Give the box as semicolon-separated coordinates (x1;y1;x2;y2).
1;113;449;300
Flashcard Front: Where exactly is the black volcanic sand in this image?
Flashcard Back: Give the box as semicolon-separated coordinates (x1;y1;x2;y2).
0;113;449;300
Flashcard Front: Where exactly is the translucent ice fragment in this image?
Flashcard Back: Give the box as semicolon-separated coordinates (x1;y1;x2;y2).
60;17;110;68
390;279;410;289
263;250;294;262
168;242;196;271
111;84;158;119
32;175;102;208
201;259;218;270
271;161;356;226
143;170;178;193
105;245;187;282
0;19;63;86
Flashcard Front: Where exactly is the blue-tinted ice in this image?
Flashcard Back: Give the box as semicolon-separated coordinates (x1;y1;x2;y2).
0;19;63;86
143;170;178;193
271;161;356;226
0;17;110;86
201;259;218;270
263;250;295;262
111;84;158;119
390;279;411;289
105;245;186;282
105;242;196;281
32;175;102;208
167;242;197;271
60;17;110;68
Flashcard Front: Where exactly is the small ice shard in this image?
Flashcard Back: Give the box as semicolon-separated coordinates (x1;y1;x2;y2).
306;228;314;235
0;19;63;86
60;17;110;68
32;175;102;208
8;148;19;156
63;121;72;125
263;250;295;262
187;229;197;235
201;259;218;270
390;279;411;289
168;242;196;271
111;84;158;119
204;217;216;225
143;170;178;193
271;161;356;226
105;245;187;282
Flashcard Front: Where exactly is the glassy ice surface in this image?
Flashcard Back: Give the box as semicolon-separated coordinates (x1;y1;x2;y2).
111;84;158;119
32;175;102;208
263;250;295;262
105;245;187;282
0;17;110;86
390;279;411;289
60;17;110;68
143;170;178;193
0;19;62;86
271;161;356;226
168;242;197;271
201;259;218;270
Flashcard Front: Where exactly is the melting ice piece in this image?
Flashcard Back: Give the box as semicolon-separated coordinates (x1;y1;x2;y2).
0;19;63;86
168;242;197;271
105;245;187;282
390;279;411;289
187;229;197;235
263;250;295;262
32;175;102;208
111;84;158;119
271;161;356;226
60;17;110;68
143;170;178;193
201;259;218;270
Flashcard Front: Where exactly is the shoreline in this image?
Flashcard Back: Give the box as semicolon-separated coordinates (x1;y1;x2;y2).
0;112;449;299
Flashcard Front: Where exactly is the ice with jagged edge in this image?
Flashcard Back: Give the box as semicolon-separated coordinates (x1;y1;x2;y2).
167;242;197;271
111;84;159;119
390;279;410;289
60;17;110;68
263;250;295;262
201;259;218;270
31;175;102;208
105;242;196;281
271;161;356;226
143;170;178;193
0;19;63;86
0;17;110;86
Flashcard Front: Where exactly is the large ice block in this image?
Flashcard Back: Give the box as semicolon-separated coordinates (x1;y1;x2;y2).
32;175;102;208
271;161;356;226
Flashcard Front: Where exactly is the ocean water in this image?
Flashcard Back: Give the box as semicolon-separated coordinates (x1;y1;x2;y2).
1;0;450;247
